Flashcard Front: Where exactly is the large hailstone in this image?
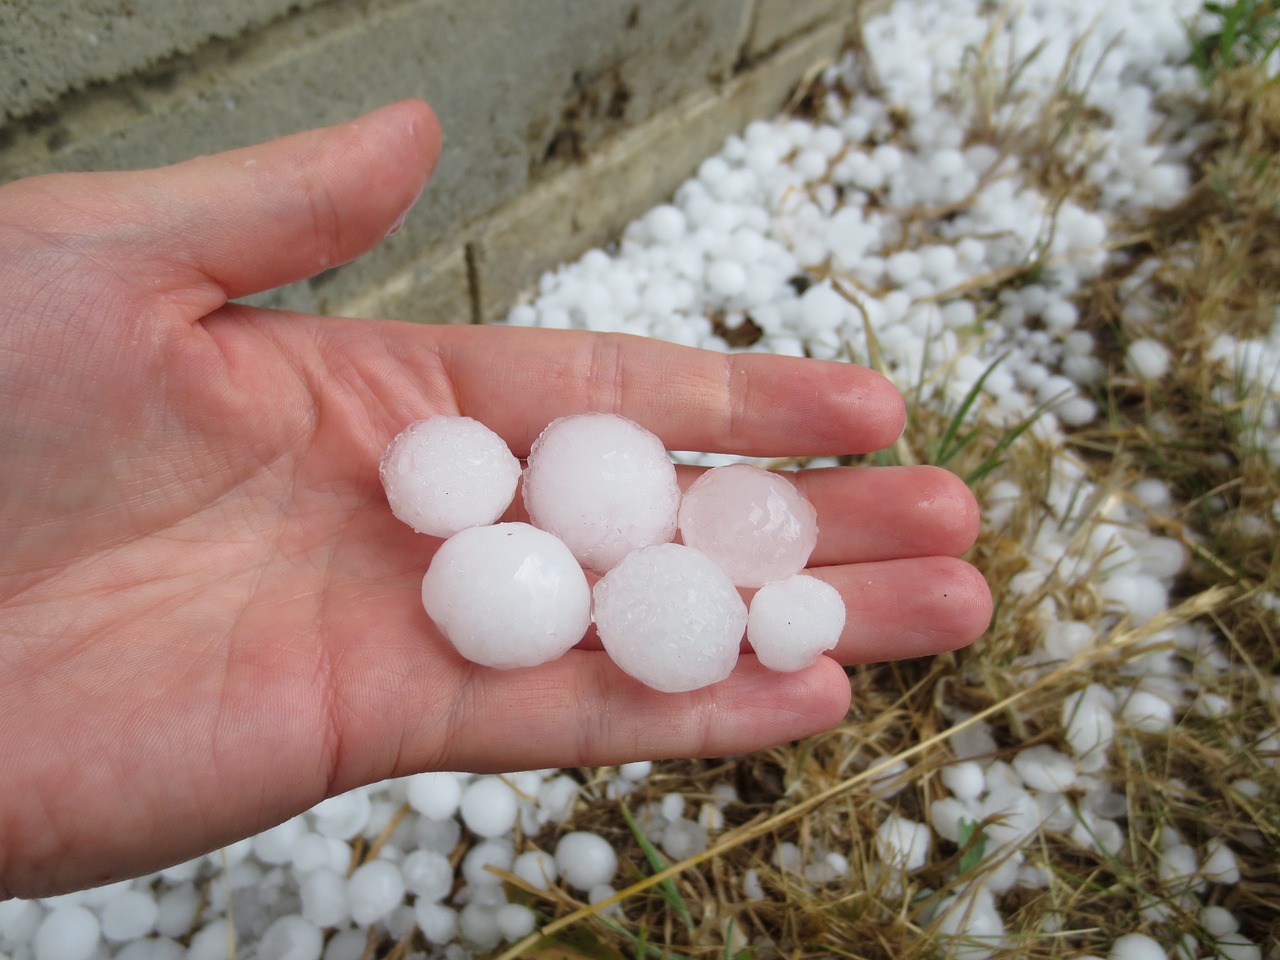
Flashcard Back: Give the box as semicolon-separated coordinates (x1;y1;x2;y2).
593;543;746;693
381;416;521;538
522;413;680;572
747;575;846;671
422;523;590;668
677;464;818;587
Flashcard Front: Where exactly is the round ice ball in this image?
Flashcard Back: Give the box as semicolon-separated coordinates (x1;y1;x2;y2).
100;889;160;941
522;413;680;572
459;777;520;838
677;464;818;587
347;860;405;927
746;575;845;671
422;522;591;669
555;831;618;891
34;906;100;960
593;543;746;693
380;416;521;538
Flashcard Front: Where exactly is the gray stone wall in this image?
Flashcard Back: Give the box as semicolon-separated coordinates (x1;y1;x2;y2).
1;0;870;322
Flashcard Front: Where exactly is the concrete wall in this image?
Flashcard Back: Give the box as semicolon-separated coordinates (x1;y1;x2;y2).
1;0;871;323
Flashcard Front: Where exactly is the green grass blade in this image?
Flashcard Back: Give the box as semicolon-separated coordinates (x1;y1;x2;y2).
620;805;695;933
933;353;1010;467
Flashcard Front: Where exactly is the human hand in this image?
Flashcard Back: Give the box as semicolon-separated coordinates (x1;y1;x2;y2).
0;100;991;898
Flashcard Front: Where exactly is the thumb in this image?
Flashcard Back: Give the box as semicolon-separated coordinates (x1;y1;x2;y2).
163;99;441;301
1;100;441;308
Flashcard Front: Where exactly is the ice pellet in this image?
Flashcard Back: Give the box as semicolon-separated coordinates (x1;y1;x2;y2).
678;464;818;587
401;849;454;902
522;413;680;572
347;860;405;927
746;575;845;671
380;417;521;538
422;522;591;669
555;832;618;891
459;777;519;838
593;543;747;693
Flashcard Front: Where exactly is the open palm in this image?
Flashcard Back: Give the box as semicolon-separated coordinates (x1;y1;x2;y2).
0;101;991;898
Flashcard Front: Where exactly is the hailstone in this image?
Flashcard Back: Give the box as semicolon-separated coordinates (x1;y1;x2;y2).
747;575;846;671
593;543;746;693
677;464;818;587
422;523;590;668
522;413;680;572
381;416;521;538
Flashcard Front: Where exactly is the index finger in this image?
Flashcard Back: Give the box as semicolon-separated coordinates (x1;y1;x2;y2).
435;325;905;457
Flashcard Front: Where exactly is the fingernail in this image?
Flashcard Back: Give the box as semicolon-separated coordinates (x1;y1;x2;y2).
386;208;409;237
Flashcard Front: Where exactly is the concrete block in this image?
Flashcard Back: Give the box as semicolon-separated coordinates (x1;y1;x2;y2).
0;0;327;121
335;241;472;325
1;0;755;318
341;16;852;325
747;0;852;59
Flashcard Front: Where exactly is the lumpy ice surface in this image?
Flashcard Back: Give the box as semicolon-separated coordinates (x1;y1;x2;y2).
593;543;746;693
677;464;818;587
421;523;590;668
522;413;681;572
747;575;846;671
381;417;521;539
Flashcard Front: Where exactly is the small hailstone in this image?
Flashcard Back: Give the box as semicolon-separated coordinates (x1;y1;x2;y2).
934;887;1005;954
742;868;765;900
1011;745;1077;793
347;859;405;926
187;920;234;960
253;816;307;866
0;898;42;945
928;797;974;843
256;915;324;960
772;842;803;873
512;850;559;890
707;259;748;297
593;543;746;693
459;841;512;892
406;771;462;821
555;832;618;891
618;760;652;781
698;801;725;831
422;522;591;669
940;761;985;802
99;889;159;941
1201;838;1241;884
523;413;681;572
414;901;459;945
401;849;454;901
311;790;372;841
661;818;709;860
678;464;818;587
458;901;504;950
1121;687;1176;732
1109;933;1167;960
747;575;845;671
875;814;931;872
1123;338;1171;381
537;774;580;823
495;903;537;941
33;906;100;960
380;417;521;538
459;777;520;838
301;868;351;928
154;884;200;938
1200;905;1239;937
797;282;850;334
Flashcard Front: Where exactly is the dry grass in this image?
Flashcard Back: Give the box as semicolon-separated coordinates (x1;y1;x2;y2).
483;28;1280;960
338;11;1280;960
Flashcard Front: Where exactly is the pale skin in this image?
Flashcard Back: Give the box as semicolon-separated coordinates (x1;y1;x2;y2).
0;100;992;899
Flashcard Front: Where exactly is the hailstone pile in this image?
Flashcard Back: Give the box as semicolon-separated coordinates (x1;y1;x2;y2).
380;412;846;690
